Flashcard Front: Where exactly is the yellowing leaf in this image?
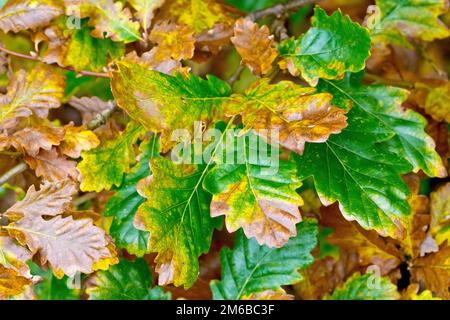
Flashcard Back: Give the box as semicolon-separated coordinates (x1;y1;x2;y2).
424;82;450;123
111;61;231;152
149;21;195;62
66;0;141;43
203;131;303;248
411;246;450;299
157;0;234;34
60;124;100;158
325;272;400;300
225;79;348;155
77;122;145;192
135;158;220;288
0;0;63;33
0;264;31;299
231;18;278;76
430;183;450;245
0;66;65;131
368;0;450;44
0;236;32;278
402;284;442;300
128;0;165;33
243;289;294;300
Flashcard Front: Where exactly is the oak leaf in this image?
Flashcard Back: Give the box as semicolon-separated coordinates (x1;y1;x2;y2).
224;79;348;155
278;8;371;86
111;61;231;152
68;96;115;124
156;0;234;34
66;0;141;43
128;0;165;34
325;272;400;300
149;21;195;62
24;148;78;182
0;0;63;33
0;66;65;131
86;258;170;300
210;219;318;300
203;131;304;248
135;158;220;288
367;0;450;45
60;123;100;158
430;183;450;245
77;122;146;192
231;18;278;76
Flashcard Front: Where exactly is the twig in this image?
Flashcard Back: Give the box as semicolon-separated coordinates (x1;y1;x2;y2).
227;65;245;84
86;104;116;130
0;45;110;78
0;162;28;186
73;192;97;206
247;0;319;21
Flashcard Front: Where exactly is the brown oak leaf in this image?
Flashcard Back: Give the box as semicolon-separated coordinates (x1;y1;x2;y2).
231;18;278;75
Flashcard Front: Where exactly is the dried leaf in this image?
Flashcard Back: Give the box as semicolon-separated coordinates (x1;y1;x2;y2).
0;66;65;131
24;148;79;182
68;96;115;125
231;18;278;75
0;0;63;33
411;246;450;299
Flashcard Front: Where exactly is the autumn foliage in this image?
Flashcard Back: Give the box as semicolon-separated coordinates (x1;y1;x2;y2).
0;0;449;300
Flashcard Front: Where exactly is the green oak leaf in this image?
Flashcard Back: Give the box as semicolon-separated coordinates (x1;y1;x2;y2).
369;0;450;44
104;136;160;257
294;75;419;239
77;122;146;192
203;130;304;248
86;258;170;300
210;219;318;300
29;262;80;300
111;61;232;152
325;272;400;300
135;157;221;288
278;7;371;86
319;74;446;178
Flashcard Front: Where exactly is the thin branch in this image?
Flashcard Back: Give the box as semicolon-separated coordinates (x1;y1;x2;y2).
0;162;28;186
73;192;97;207
247;0;319;21
86;103;116;130
227;65;245;84
0;45;110;78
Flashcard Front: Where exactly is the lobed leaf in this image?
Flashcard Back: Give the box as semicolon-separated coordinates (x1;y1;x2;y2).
210;219;318;300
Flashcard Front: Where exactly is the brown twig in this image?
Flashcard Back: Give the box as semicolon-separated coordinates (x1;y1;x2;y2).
247;0;319;21
73;192;97;206
0;45;110;78
86;103;116;130
0;162;28;186
227;65;245;84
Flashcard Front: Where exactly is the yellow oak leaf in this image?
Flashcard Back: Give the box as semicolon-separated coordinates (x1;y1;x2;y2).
60;123;100;158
